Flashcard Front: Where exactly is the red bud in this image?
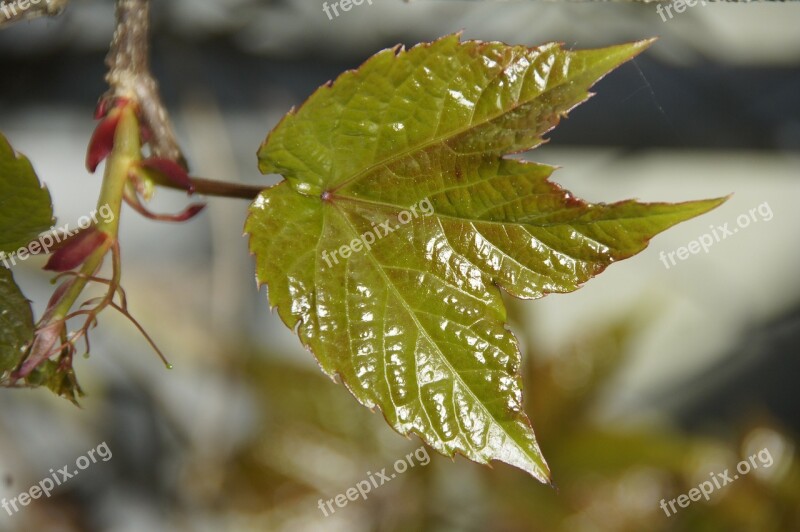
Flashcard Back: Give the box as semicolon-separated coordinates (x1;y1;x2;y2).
86;111;122;173
44;228;109;272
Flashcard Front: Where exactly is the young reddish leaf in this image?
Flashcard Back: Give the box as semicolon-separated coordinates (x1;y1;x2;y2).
14;320;62;379
94;96;113;119
124;190;206;222
247;35;725;481
140;157;195;194
86;110;122;173
43;227;109;272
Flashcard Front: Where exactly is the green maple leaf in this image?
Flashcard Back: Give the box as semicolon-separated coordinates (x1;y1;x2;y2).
0;267;35;376
246;35;725;481
0;133;54;254
0;133;80;401
1;133;53;379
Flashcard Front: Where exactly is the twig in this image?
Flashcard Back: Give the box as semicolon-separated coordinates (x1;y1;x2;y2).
165;176;265;200
103;0;187;168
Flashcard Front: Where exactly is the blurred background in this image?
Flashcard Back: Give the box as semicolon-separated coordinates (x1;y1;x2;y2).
1;0;799;530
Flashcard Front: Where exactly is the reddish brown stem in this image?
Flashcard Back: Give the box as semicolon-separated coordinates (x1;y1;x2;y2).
164;176;265;200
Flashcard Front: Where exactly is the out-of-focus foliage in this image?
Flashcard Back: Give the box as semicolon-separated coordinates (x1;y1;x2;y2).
208;306;799;531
